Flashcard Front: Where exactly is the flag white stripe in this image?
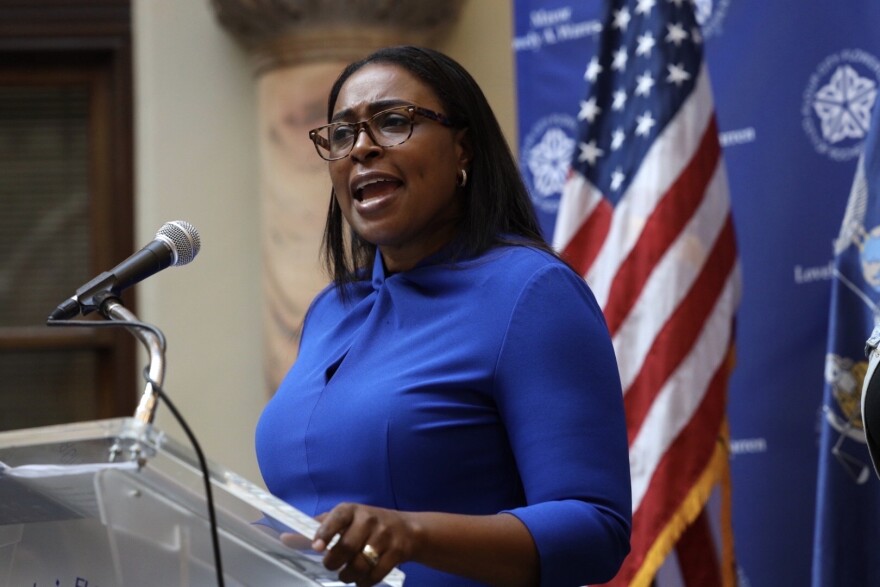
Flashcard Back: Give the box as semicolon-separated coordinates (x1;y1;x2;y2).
552;174;605;252
586;64;716;308
613;162;731;393
629;265;740;511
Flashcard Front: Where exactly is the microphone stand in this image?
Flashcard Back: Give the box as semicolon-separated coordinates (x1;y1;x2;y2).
87;294;167;466
100;296;165;425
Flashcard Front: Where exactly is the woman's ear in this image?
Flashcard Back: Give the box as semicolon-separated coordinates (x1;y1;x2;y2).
455;127;473;170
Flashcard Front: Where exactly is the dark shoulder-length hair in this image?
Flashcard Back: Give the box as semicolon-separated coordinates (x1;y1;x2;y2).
322;45;556;287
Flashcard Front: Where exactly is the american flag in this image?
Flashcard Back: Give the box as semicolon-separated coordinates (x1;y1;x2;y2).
552;0;740;585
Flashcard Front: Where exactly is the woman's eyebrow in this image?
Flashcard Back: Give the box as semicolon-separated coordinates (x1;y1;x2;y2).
330;99;412;123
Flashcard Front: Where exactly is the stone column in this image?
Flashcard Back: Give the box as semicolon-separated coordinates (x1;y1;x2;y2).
210;0;466;392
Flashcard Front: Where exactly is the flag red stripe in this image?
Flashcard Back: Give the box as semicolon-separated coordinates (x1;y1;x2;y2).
624;216;737;443
635;357;727;531
605;351;730;585
560;196;613;276
676;509;722;587
603;117;721;336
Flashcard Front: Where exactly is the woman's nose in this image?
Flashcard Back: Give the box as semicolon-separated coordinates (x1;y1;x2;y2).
349;127;382;161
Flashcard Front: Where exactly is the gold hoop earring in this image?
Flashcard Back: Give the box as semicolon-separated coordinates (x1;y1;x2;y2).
457;168;468;188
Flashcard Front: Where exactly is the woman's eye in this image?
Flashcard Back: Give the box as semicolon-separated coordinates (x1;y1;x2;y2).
378;113;411;132
331;125;355;143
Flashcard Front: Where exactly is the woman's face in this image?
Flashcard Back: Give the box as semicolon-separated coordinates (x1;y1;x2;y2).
328;63;470;272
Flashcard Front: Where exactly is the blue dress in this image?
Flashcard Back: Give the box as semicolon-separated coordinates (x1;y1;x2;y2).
255;244;631;586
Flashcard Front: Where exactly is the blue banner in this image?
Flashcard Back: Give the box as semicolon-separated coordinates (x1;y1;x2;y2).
813;100;880;586
512;1;880;585
513;1;603;239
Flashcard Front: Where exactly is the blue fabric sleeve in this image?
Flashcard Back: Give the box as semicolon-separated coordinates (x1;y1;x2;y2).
495;264;632;586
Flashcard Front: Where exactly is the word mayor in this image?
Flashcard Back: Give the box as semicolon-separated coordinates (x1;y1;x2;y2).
514;6;600;52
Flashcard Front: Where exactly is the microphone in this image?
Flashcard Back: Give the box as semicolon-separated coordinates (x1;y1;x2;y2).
48;220;201;320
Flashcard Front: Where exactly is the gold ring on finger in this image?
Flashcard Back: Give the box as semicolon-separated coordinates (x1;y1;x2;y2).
361;543;380;567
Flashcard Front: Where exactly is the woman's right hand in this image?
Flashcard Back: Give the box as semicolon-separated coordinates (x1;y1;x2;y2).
286;502;420;587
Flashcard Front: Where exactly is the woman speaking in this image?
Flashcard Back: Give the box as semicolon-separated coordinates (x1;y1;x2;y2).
255;45;632;587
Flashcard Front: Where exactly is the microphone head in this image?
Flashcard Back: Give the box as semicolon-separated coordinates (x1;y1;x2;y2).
156;220;201;266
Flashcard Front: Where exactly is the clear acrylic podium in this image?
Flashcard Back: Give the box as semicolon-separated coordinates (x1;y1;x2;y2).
0;417;405;587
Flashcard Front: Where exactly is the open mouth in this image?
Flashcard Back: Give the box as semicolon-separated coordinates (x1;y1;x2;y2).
354;178;402;202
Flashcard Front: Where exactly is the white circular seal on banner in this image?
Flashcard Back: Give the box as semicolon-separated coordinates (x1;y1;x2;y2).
520;113;578;214
802;49;880;162
694;0;731;39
